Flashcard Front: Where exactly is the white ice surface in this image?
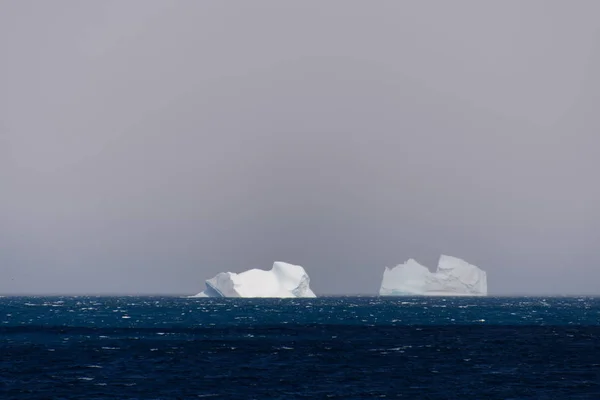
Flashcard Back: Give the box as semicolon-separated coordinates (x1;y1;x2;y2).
192;261;316;298
379;255;487;296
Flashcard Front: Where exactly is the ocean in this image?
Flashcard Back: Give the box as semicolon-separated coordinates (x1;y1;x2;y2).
1;296;599;399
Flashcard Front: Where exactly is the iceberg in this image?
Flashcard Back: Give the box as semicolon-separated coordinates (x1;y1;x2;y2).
379;255;487;296
192;261;317;298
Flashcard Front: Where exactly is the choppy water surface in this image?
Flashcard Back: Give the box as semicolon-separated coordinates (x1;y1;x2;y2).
1;296;600;399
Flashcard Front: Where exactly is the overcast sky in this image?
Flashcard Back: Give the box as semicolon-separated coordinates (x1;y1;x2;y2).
1;1;599;295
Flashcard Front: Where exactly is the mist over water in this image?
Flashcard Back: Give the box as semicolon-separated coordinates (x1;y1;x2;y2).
1;2;599;296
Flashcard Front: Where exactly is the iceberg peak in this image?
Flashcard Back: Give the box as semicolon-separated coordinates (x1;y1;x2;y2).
379;255;487;296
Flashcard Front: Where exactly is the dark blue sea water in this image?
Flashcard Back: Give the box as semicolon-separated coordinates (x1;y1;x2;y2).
1;296;600;399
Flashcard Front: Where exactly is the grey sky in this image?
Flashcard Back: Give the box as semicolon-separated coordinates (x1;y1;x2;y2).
1;1;599;295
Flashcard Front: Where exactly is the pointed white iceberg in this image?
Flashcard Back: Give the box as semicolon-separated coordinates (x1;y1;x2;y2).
379;255;487;296
192;261;317;298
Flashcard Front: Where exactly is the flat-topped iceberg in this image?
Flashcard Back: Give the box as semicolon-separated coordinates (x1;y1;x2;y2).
379;255;487;296
192;261;317;298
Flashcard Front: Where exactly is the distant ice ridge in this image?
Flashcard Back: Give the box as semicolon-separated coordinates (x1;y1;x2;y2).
192;261;317;298
379;255;487;296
